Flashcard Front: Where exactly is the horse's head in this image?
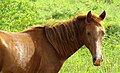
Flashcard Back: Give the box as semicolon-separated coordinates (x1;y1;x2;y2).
83;11;106;66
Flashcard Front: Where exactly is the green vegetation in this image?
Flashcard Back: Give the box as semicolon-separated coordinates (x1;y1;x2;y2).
0;0;120;73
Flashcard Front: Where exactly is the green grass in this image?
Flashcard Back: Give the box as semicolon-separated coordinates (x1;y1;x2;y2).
0;0;120;73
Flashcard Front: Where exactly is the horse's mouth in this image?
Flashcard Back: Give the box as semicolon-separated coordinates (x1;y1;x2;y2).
93;58;102;66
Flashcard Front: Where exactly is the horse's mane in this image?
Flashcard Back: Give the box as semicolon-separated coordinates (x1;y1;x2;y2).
44;14;87;58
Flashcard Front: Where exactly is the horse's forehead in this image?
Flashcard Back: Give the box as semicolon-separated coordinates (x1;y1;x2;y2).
86;24;105;33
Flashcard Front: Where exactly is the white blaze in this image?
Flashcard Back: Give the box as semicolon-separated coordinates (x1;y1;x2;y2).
95;39;102;58
95;26;102;59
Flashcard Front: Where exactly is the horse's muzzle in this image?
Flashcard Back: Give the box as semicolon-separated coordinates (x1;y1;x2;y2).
93;57;103;66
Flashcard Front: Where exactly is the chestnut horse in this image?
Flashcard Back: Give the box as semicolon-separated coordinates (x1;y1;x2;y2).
0;11;106;73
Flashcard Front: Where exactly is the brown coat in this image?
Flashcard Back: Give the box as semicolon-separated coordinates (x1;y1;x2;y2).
0;27;64;73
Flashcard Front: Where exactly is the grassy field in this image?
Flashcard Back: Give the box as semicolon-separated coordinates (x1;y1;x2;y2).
0;0;120;73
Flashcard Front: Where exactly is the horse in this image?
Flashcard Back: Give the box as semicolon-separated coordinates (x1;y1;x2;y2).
0;11;106;73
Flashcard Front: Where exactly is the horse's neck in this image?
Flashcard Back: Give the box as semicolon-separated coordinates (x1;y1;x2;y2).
45;21;84;60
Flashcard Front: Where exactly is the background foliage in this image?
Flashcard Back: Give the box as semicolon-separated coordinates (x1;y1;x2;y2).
0;0;120;73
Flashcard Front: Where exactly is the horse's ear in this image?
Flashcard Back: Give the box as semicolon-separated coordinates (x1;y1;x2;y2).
87;11;92;22
99;11;106;20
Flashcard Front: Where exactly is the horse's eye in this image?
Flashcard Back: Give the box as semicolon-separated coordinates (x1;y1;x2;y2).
87;32;91;36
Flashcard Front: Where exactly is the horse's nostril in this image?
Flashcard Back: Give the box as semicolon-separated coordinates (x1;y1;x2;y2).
93;57;96;62
93;57;103;62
